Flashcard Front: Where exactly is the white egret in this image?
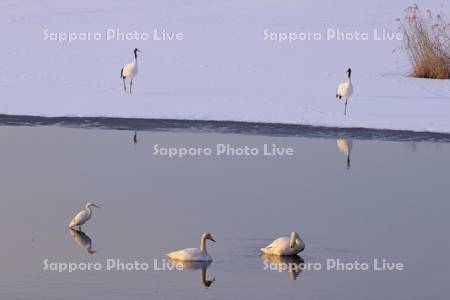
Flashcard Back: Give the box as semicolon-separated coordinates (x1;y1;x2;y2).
167;232;216;261
336;137;353;169
120;48;141;94
260;231;305;256
336;68;354;115
68;202;100;230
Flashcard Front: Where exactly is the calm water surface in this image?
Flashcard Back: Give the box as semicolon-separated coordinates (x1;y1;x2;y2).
0;125;449;300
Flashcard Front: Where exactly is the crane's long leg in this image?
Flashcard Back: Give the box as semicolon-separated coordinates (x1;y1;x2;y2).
123;78;126;91
344;98;348;115
130;79;133;94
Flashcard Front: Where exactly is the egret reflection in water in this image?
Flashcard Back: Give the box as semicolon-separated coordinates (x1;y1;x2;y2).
336;137;353;169
69;229;96;255
167;258;215;288
260;254;304;280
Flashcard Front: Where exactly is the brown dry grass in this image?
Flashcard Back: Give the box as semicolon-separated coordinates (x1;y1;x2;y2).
397;4;450;79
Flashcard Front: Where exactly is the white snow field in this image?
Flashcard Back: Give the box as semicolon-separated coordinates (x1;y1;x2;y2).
0;0;449;133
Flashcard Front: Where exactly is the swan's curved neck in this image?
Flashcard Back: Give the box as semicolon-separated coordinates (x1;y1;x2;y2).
289;234;297;248
200;236;207;254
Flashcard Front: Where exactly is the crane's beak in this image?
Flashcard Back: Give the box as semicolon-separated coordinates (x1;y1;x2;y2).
137;49;141;53
209;237;216;242
92;204;101;208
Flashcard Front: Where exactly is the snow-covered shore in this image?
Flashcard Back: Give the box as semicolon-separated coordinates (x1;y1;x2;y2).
0;0;449;133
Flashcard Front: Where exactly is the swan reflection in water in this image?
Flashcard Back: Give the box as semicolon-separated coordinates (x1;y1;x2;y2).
69;229;96;255
260;254;305;280
166;258;215;288
336;137;353;169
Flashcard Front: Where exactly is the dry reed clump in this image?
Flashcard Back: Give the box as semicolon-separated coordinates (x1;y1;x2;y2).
397;4;450;79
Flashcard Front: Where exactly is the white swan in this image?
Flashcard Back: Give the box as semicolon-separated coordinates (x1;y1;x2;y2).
336;68;354;115
167;232;216;261
68;202;100;230
260;232;305;256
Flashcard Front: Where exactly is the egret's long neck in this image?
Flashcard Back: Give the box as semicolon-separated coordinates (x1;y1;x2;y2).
348;73;352;83
134;53;138;64
85;206;92;217
200;236;207;254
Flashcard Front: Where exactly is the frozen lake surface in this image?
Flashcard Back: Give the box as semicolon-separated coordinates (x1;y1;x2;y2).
1;0;450;133
0;121;449;299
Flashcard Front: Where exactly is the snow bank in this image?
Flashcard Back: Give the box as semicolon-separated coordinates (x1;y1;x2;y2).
0;0;449;133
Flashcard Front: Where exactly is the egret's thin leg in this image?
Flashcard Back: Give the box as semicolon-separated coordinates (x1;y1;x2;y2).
130;80;133;94
123;78;126;91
